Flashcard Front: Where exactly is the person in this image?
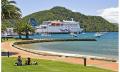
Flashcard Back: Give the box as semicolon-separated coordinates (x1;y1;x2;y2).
16;56;22;66
25;57;31;65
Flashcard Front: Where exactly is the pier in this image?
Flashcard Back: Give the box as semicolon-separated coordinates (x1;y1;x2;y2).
14;38;96;44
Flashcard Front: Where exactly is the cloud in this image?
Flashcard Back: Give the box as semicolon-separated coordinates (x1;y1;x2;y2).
97;7;119;23
72;9;77;12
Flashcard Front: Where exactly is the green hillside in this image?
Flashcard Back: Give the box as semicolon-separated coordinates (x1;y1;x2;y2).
22;6;118;32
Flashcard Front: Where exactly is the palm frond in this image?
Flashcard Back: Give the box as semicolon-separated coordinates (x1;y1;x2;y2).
2;0;21;20
9;1;16;4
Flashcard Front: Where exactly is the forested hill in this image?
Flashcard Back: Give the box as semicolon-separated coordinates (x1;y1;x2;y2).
22;6;118;32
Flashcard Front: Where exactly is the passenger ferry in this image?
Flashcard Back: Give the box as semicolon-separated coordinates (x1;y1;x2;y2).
36;19;83;34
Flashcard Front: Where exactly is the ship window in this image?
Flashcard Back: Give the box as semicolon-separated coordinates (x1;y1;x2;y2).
41;26;47;29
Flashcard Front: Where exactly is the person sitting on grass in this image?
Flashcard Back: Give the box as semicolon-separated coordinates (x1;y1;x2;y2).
15;56;22;66
25;57;31;65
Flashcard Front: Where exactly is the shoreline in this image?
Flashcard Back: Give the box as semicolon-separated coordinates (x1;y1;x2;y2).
14;40;118;62
1;41;118;71
15;44;118;62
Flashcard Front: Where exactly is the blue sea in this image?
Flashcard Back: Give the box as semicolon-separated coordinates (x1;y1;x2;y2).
19;32;118;60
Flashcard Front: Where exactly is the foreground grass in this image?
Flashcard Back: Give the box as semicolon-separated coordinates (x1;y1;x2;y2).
2;57;115;72
1;38;19;42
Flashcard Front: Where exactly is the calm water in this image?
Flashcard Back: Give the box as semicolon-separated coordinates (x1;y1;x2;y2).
19;32;118;59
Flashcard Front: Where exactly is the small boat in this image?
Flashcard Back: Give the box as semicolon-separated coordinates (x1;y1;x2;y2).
41;33;51;36
70;32;78;37
82;32;86;34
95;32;102;37
94;32;104;37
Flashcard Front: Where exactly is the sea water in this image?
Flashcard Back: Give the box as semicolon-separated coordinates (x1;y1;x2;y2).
19;32;118;60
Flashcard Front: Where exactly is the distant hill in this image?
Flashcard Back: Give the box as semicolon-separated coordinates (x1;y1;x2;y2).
22;6;118;32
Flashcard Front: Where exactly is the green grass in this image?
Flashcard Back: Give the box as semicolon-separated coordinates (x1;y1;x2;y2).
2;57;115;72
1;38;18;42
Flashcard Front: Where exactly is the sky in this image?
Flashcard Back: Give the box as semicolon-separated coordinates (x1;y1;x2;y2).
14;0;118;23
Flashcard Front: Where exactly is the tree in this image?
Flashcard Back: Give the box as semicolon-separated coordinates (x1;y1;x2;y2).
14;20;24;39
23;23;35;39
2;0;22;38
1;0;21;20
14;20;34;39
1;20;11;33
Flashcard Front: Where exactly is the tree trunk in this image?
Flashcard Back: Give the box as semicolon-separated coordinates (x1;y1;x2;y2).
25;31;29;39
18;33;22;39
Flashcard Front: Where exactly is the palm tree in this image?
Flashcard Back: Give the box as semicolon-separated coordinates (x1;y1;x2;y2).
2;0;22;39
2;0;21;20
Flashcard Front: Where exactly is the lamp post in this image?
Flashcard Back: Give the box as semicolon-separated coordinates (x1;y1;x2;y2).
7;51;9;57
83;57;87;66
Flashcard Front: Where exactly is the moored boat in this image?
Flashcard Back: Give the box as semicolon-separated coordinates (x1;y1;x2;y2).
36;19;83;34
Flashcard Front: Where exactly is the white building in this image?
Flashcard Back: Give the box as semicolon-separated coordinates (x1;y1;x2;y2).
1;28;17;37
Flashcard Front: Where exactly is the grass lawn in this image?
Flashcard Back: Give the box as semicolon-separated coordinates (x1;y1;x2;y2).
2;57;115;72
1;38;18;42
